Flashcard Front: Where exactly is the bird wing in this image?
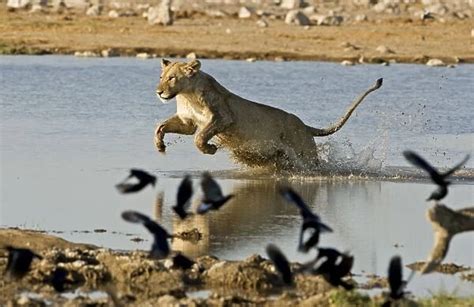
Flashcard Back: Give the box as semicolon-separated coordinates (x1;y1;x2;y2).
337;253;354;278
116;182;147;194
421;230;451;274
388;256;403;298
201;172;224;201
442;154;470;178
196;202;214;215
176;175;193;211
403;151;443;184
121;210;169;237
130;169;156;185
266;244;293;285
280;187;317;220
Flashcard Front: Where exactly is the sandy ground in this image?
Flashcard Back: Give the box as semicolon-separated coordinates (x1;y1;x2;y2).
1;228;473;306
1;6;472;64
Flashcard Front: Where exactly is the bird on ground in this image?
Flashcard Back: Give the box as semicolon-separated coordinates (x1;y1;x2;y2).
279;187;332;252
403;151;469;201
302;247;354;290
382;255;414;306
121;210;171;258
4;246;42;280
266;244;293;285
172;175;193;219
196;172;234;214
116;169;157;194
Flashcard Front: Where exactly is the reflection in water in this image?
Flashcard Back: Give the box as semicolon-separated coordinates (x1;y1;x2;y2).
154;192;164;222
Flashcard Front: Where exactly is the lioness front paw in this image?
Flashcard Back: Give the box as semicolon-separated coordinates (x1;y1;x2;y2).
199;144;217;155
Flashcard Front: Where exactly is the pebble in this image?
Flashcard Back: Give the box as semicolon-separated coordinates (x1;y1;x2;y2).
246;57;257;62
256;19;268;28
376;45;395;54
238;6;252;19
341;60;355;66
285;10;310;26
426;58;446;67
108;10;119;18
136;52;152;59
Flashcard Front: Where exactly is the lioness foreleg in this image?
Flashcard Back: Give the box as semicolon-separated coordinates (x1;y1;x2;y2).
155;115;196;152
195;116;231;155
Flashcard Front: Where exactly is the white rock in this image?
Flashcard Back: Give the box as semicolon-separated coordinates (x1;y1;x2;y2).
108;10;119;18
426;58;445;67
246;57;257;62
285;10;310;26
148;0;173;26
355;14;367;22
256;19;268;28
136;53;152;59
164;259;174;269
311;14;343;26
238;6;252;19
376;45;395;54
30;4;44;13
72;260;86;268
101;49;118;57
7;0;30;9
280;0;304;10
186;52;197;60
341;60;355;66
86;5;100;17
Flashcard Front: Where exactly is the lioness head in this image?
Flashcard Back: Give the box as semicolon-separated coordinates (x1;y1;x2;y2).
156;59;201;103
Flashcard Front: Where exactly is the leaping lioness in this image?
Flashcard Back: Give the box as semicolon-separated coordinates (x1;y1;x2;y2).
155;59;382;169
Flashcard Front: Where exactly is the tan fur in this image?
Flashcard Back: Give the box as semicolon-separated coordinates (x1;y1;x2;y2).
155;59;383;169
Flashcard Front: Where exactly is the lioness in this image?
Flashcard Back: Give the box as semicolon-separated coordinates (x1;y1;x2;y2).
155;59;382;169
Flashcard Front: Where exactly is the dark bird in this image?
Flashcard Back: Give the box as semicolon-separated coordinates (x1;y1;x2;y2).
382;255;414;306
280;187;332;252
172;175;193;219
116;169;157;194
403;151;469;201
171;253;195;270
266;244;293;285
4;246;42;280
49;267;69;292
196;172;234;214
306;247;354;290
121;210;171;259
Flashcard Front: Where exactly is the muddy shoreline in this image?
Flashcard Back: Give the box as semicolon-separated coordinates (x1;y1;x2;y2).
1;228;473;306
1;6;472;65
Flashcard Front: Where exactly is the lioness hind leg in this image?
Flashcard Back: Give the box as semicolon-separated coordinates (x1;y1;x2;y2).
155;115;196;152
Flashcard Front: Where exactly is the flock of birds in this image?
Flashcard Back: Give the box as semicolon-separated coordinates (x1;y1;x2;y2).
2;150;470;305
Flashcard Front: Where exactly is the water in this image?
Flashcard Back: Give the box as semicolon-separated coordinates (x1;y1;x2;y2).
1;56;473;297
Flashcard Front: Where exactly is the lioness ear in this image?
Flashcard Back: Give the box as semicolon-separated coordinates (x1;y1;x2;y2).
161;59;171;69
184;60;201;77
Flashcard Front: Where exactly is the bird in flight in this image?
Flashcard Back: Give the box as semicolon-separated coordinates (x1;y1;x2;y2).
4;246;42;280
172;175;193;219
382;255;414;306
116;169;157;194
308;247;354;290
121;210;171;258
280;187;332;252
266;244;293;285
197;172;234;214
403;151;469;201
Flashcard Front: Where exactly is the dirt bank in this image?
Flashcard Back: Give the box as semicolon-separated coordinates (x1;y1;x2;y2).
1;228;473;306
1;5;472;64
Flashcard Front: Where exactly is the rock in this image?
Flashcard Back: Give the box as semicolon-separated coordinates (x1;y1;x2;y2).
148;0;173;26
425;4;448;16
471;28;474;38
285;10;310;26
186;52;197;60
256;19;268;28
376;45;395;54
205;9;227;18
30;4;44;13
246;57;257;62
274;56;285;62
341;60;355;66
310;14;343;26
426;58;446;67
136;53;152;59
101;48;118;57
108;10;119;18
157;295;180;306
238;6;252;19
74;51;99;57
302;6;316;15
355;14;367;22
86;5;100;17
7;0;30;9
280;0;304;10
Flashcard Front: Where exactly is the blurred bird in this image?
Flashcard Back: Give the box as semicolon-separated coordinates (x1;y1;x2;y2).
4;246;42;280
121;210;171;258
279;187;332;252
197;172;234;214
403;151;469;201
171;253;195;270
305;247;354;290
266;244;293;285
382;255;414;306
116;169;157;194
172;175;193;219
49;267;69;292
